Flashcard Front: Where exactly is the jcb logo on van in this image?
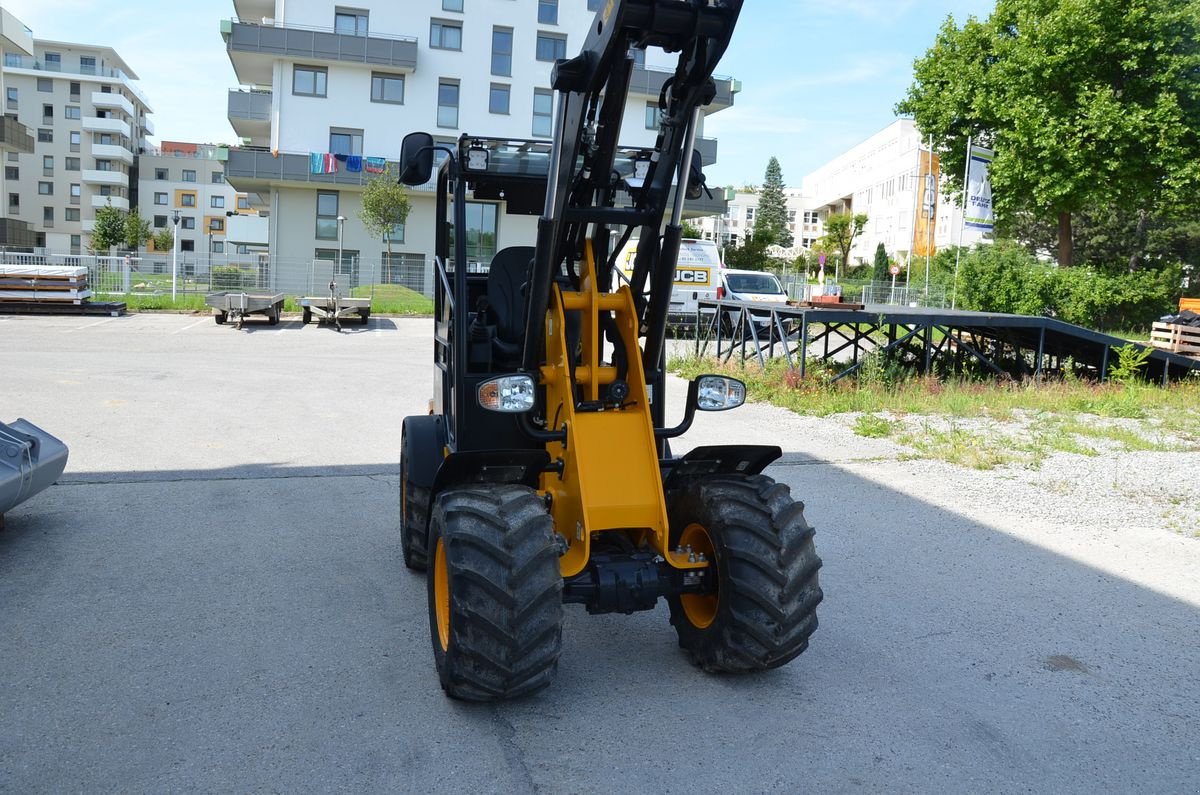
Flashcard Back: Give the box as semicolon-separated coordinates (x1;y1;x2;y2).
674;268;710;285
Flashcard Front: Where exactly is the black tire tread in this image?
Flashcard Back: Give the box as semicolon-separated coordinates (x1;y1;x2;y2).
429;485;563;701
667;473;822;673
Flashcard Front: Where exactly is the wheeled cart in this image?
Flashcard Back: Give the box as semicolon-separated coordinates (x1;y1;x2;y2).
204;291;284;328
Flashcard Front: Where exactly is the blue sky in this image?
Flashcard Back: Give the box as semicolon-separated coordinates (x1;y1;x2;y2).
3;0;996;188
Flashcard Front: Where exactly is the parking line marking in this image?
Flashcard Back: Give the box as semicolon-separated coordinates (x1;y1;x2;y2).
171;318;210;334
63;317;118;333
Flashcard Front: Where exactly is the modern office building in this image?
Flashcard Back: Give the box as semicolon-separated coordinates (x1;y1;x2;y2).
136;141;266;274
221;0;739;295
696;188;816;251
0;25;153;253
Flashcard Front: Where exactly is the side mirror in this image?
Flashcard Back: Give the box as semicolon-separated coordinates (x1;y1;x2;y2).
693;375;746;411
399;132;435;186
686;149;706;200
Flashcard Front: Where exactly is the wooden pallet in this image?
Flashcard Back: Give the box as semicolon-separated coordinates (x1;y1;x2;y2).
1151;322;1200;356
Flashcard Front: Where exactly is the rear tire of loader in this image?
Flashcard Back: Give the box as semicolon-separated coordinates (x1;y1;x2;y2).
666;474;822;673
400;427;430;571
427;485;563;701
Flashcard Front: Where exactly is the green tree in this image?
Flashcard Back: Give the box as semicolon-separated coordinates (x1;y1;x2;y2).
358;166;412;277
756;156;792;247
152;227;174;254
897;0;1200;268
819;212;868;279
89;202;125;253
123;209;151;253
872;242;890;282
722;226;775;271
681;220;703;239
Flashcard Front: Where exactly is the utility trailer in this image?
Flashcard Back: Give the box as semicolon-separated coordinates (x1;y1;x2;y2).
298;282;370;330
204;291;284;328
0;419;69;529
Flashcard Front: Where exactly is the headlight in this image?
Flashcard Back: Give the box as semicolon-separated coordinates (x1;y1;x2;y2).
477;374;536;413
695;375;746;411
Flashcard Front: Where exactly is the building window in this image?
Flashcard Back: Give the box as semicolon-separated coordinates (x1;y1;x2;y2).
37;78;51;92
437;80;460;128
96;159;113;172
69;81;80;99
37;128;52;143
70;131;80;152
65;208;80;222
181;240;194;252
316;191;340;240
43;103;53;119
536;33;567;62
209;218;225;232
154;215;167;228
182;170;196;182
70;234;81;254
43;207;54;225
329;128;363;156
44;52;61;70
98;133;114;146
181;193;196;207
5;87;16;110
79;56;96;74
489;84;510;115
491;27;513;76
70;183;80;199
64;157;79;171
384;222;405;244
237;245;251;255
293;65;328;97
65;105;80;119
237;197;251;210
212;172;224;184
443;0;463;10
211;196;225;209
154;192;168;205
155;168;168;180
803;211;819;224
43;156;53;175
538;0;558;24
212;241;225;254
3;166;15;180
334;9;368;36
38;182;53;195
644;101;659;130
462;202;499;261
7;193;17;209
181;216;196;230
430;20;462;50
746;207;755;222
370;73;404;104
532;89;553;137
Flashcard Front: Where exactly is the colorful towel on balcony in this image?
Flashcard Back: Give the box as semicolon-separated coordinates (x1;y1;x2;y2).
346;155;363;173
325;153;339;173
310;152;323;174
365;157;387;174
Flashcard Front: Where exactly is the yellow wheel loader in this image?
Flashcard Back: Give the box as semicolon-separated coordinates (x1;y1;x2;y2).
398;0;822;700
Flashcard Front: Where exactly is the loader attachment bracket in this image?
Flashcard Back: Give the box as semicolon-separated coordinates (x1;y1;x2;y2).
431;449;552;498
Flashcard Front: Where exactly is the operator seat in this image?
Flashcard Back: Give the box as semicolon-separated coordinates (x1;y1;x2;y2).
486;246;535;366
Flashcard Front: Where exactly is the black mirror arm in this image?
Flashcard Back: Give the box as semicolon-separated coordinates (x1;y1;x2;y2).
655;378;700;440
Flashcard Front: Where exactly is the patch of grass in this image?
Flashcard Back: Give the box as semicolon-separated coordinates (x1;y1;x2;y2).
351;284;434;315
897;424;1022;471
852;414;897;438
117;293;209;311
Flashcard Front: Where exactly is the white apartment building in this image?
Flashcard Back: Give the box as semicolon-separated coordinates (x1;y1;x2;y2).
136;141;266;275
0;7;36;249
696;188;819;251
221;0;738;295
0;23;153;253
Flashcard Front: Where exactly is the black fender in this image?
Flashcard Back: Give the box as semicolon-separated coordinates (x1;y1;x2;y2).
402;414;447;489
431;449;551;502
661;444;782;492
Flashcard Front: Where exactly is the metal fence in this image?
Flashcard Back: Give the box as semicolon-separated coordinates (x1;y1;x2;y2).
861;280;949;308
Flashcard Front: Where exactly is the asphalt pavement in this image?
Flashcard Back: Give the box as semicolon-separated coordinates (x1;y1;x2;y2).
2;312;1198;792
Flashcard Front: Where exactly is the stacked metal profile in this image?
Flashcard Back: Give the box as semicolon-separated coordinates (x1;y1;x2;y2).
0;265;93;305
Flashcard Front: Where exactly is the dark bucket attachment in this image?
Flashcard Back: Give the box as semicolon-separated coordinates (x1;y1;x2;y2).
0;419;69;523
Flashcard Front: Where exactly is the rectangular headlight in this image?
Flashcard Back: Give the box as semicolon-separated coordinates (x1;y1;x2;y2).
478;375;536;413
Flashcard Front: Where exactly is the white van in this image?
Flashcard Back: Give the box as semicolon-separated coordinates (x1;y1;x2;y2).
617;238;722;326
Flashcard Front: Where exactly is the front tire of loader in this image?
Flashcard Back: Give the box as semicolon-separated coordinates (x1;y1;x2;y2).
667;474;822;673
400;427;430;571
427;485;563;701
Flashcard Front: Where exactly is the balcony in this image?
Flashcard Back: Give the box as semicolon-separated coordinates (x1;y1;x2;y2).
695;137;718;167
221;18;418;86
92;143;134;165
82;116;132;138
629;65;739;113
228;89;271;144
142;116;155;136
3;54;151;109
82;169;129;187
91;91;135;116
223;147;404;192
233;0;276;21
0;115;35;154
91;194;129;211
0;218;37;248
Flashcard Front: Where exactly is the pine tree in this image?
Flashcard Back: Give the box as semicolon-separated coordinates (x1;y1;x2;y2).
756;156;792;247
872;242;890;282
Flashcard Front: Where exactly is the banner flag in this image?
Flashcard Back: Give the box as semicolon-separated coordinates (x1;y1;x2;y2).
912;149;940;258
963;145;995;231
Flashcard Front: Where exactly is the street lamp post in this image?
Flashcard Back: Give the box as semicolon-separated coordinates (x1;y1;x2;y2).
170;209;180;301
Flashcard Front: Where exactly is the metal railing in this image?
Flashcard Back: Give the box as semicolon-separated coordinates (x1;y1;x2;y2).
861;281;948;308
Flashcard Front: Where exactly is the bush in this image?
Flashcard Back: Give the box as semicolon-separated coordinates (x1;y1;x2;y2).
211;266;254;291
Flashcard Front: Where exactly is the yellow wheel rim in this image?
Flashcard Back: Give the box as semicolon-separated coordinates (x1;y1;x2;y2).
434;538;450;651
679;523;718;629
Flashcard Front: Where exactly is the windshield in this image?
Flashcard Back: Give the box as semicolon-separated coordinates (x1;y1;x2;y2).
726;273;784;295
